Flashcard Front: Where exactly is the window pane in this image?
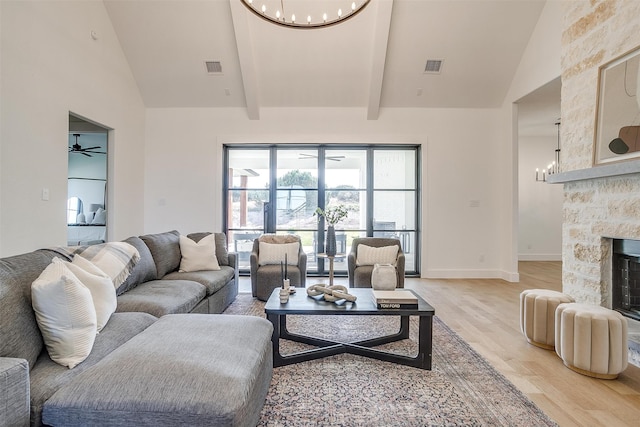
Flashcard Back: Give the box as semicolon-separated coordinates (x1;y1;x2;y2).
276;189;318;229
324;191;366;231
374;150;416;189
227;189;268;229
325;150;367;190
228;150;270;189
277;150;318;189
373;191;416;231
229;229;262;270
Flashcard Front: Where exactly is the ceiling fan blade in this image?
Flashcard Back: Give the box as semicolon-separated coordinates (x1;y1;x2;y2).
81;146;101;151
81;152;92;157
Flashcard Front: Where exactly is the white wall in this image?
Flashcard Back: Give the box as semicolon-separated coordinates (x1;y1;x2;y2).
0;0;146;256
518;134;563;260
499;0;564;277
145;106;505;279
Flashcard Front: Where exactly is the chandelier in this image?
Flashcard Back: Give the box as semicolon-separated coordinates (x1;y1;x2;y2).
240;0;372;29
535;120;561;182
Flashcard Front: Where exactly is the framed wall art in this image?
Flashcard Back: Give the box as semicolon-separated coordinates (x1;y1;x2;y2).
593;46;640;165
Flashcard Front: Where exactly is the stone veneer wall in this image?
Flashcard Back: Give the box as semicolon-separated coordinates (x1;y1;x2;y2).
561;1;640;305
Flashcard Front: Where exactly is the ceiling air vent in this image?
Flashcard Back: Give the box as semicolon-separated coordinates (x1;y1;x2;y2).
205;61;223;74
424;59;443;74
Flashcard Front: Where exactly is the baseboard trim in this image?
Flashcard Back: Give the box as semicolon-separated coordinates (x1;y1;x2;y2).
518;254;562;261
424;269;503;279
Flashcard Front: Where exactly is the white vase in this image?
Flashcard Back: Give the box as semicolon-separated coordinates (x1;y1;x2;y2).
371;263;397;290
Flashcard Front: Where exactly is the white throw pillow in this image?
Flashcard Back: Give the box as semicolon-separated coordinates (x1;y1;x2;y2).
31;260;97;369
259;241;299;266
58;256;116;332
356;244;399;266
92;207;106;224
179;234;220;272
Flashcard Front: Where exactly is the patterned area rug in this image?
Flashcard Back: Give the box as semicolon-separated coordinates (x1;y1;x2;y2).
224;294;557;427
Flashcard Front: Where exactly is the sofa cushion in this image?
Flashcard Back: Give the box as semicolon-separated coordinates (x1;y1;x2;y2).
117;236;158;295
140;230;181;277
42;314;273;427
115;279;206;317
187;232;230;266
163;266;235;296
31;259;98;369
178;234;220;272
30;312;157;425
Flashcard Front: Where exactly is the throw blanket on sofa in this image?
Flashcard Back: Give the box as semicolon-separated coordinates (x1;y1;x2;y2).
52;242;140;288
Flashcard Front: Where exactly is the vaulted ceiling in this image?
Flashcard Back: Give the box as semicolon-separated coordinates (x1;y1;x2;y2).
103;0;547;120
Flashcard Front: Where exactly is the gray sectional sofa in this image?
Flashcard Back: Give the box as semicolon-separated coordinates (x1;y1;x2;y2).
0;231;273;427
117;230;239;316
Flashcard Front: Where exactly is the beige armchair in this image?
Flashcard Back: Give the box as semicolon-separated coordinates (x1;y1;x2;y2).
250;234;307;301
347;237;405;288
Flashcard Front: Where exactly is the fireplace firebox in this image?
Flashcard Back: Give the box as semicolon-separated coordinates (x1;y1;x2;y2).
612;239;640;321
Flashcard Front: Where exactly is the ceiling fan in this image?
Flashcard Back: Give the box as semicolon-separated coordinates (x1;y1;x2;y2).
69;134;105;157
298;153;345;162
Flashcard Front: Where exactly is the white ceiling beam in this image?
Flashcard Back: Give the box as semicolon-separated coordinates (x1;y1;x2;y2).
367;0;394;120
230;0;260;120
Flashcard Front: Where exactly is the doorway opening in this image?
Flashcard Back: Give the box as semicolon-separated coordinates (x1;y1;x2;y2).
67;113;110;245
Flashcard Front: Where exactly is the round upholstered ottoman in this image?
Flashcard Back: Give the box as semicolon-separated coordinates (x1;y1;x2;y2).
520;289;575;350
555;303;628;379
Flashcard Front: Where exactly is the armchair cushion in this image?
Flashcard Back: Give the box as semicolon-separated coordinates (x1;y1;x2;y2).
258;242;300;266
356;244;399;266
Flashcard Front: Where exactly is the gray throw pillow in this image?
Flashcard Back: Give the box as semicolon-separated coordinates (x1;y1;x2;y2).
117;236;158;295
187;232;230;266
140;230;181;278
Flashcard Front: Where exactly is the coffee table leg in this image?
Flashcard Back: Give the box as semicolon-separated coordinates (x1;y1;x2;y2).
266;312;283;367
419;314;433;370
400;315;410;339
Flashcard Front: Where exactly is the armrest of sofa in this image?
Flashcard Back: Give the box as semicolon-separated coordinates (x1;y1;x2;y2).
297;251;307;287
396;251;405;288
227;252;239;287
249;245;259;298
0;357;30;427
347;250;357;288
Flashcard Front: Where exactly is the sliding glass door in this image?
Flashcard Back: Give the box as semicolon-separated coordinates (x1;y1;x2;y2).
224;145;420;276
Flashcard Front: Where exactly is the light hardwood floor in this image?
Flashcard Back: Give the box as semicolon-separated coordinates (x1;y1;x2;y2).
240;262;640;426
405;262;640;427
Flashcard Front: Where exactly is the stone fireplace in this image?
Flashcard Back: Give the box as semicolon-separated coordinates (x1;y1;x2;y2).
555;0;640;369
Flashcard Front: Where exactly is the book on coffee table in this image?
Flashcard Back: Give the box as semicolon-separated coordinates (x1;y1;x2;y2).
372;290;419;309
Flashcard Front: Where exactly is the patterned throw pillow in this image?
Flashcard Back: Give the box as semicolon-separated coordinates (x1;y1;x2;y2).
356;244;399;266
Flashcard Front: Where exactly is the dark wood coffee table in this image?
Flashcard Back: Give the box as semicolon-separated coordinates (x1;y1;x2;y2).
264;288;435;370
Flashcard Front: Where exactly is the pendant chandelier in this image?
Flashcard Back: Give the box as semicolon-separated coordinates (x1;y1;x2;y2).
535;120;561;182
240;0;372;29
